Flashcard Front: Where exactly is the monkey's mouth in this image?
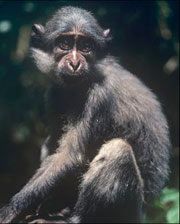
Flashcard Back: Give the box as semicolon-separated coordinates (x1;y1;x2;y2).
56;69;85;84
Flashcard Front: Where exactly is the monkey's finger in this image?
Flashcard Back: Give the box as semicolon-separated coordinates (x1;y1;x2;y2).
25;214;37;220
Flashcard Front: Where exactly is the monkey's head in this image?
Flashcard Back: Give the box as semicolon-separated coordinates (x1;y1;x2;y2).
30;6;111;84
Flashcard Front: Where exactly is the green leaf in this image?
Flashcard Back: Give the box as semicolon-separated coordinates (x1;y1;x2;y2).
161;188;179;204
166;204;179;223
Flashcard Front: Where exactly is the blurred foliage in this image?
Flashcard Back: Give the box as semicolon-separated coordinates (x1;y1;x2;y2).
161;188;179;223
144;188;179;223
0;1;179;223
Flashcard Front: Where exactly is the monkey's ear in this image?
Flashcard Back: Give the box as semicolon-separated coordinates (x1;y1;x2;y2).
30;24;45;49
103;29;110;37
31;24;45;36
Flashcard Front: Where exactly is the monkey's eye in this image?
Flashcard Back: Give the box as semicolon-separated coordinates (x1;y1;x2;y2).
79;41;93;53
58;38;72;50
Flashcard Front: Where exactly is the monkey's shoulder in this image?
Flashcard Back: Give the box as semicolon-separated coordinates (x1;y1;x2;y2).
101;57;159;105
98;57;167;126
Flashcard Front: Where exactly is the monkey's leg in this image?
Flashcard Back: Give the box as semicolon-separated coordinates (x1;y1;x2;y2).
40;136;50;162
69;138;144;223
40;131;60;163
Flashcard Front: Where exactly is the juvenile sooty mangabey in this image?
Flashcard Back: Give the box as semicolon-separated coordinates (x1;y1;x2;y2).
0;6;170;223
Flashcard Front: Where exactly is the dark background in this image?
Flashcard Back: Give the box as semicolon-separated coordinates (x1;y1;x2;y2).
0;1;179;223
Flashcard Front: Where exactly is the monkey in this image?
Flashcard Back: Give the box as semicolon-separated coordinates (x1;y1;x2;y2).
0;6;170;223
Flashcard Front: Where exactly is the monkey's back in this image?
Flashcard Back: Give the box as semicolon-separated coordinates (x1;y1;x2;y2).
97;56;170;199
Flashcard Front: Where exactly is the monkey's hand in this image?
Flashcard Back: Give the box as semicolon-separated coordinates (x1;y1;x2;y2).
0;204;17;223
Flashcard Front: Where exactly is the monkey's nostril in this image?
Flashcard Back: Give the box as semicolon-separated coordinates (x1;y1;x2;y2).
70;61;80;71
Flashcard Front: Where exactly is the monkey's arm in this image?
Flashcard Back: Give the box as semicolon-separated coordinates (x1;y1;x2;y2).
0;123;87;223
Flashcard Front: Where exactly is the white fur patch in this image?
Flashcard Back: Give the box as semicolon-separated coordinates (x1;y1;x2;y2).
30;48;54;73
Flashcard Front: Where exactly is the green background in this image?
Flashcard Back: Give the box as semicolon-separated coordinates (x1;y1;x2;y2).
0;1;179;223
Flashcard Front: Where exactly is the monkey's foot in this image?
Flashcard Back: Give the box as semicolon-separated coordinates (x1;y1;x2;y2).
29;218;66;224
25;214;67;224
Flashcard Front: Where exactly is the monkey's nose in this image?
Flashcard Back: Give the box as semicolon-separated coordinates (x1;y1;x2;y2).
69;61;80;71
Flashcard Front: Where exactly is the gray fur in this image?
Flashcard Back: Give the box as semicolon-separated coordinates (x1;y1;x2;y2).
0;6;170;224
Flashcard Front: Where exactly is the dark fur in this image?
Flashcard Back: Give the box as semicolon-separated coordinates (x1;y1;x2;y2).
0;7;170;223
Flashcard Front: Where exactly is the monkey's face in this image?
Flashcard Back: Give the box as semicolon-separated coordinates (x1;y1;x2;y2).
30;14;111;85
53;34;96;83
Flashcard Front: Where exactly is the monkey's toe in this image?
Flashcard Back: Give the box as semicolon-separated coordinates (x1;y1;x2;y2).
29;218;66;224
